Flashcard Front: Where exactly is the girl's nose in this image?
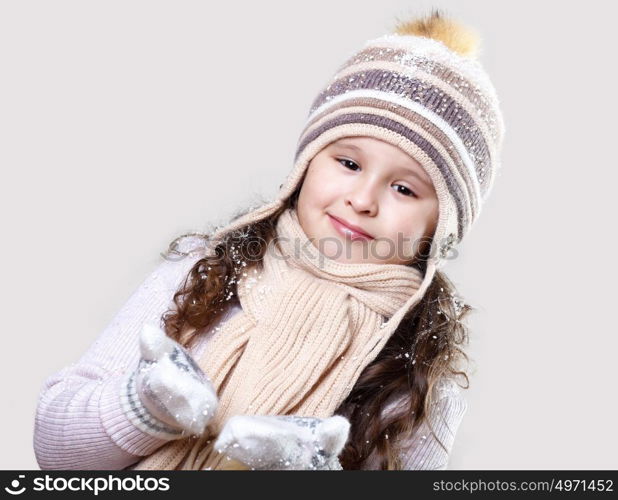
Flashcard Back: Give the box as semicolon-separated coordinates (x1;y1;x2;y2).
344;181;379;216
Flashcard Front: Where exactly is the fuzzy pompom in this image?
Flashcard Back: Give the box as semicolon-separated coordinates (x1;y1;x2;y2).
392;8;481;59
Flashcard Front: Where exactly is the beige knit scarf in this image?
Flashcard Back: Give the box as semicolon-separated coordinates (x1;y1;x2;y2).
130;208;424;470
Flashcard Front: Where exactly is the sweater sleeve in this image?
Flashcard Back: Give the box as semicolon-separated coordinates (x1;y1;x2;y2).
360;378;468;470
396;379;468;470
33;237;209;470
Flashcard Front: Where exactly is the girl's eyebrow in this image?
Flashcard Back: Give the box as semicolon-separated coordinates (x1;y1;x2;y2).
333;142;431;188
333;142;362;153
393;165;432;188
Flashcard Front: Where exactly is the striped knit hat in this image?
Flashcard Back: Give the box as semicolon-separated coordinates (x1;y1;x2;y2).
205;10;504;275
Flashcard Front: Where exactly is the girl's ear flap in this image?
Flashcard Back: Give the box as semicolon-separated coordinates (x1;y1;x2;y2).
317;415;351;455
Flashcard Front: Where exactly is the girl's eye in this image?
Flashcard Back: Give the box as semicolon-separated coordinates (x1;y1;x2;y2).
336;158;417;198
337;158;360;171
393;184;417;198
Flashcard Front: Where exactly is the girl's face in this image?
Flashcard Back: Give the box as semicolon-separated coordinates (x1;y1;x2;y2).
296;136;439;266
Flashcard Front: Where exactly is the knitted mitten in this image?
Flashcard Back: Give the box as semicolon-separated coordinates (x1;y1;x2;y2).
213;414;350;470
120;323;219;440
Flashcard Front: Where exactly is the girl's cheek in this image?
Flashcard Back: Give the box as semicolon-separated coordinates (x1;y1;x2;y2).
323;186;344;205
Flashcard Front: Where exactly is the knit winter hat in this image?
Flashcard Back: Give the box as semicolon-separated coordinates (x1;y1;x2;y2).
202;10;504;275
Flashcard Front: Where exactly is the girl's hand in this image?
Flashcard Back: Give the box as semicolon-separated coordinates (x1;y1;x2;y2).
213;414;350;470
120;323;219;440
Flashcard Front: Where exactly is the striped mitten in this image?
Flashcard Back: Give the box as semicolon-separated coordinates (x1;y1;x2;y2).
120;323;219;440
214;414;350;470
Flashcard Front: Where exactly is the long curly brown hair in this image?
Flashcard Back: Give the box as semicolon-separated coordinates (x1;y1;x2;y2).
158;187;473;470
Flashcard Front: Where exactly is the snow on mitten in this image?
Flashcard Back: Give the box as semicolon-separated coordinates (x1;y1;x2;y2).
120;322;219;440
213;414;350;470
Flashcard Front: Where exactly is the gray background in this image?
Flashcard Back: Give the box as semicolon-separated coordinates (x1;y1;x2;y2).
1;0;616;469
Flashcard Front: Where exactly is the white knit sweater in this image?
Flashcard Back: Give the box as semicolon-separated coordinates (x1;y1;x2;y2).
33;241;468;470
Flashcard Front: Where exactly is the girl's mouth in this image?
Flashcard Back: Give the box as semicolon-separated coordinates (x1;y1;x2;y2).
328;214;374;241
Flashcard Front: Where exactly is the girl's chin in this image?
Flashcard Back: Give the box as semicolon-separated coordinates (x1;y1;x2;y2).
317;241;378;264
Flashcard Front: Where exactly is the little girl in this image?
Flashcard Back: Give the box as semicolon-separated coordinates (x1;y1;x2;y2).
34;9;504;470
